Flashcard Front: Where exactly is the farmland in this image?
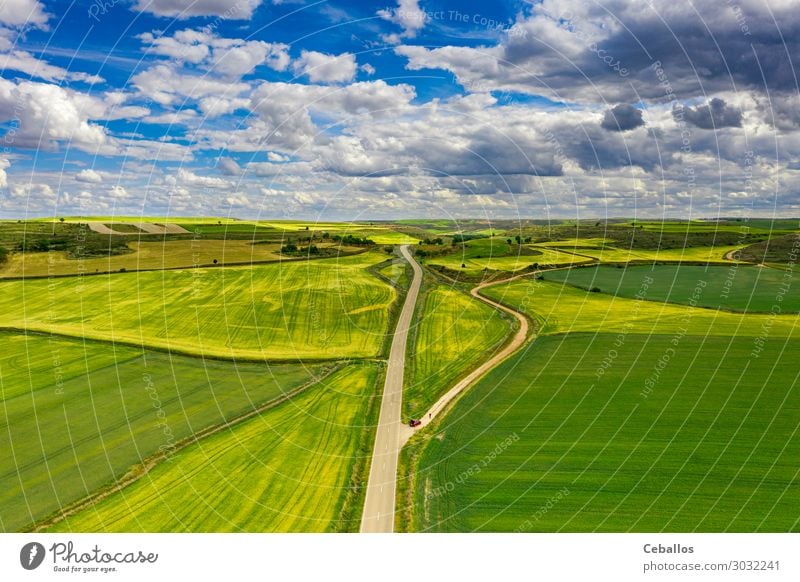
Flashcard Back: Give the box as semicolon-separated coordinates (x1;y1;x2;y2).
400;332;800;532
0;251;396;360
0;331;329;532
49;363;381;533
405;286;511;419
2;216;799;535
541;264;800;313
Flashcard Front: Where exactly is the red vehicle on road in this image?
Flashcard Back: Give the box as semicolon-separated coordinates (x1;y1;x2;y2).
409;419;421;427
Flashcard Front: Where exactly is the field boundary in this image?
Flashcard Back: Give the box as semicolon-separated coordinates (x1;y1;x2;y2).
29;362;348;533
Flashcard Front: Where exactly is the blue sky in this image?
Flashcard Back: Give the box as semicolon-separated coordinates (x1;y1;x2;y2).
0;0;798;219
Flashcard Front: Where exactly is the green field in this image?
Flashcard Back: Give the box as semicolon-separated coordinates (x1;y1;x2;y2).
482;278;799;338
0;252;395;360
401;333;800;532
542;264;800;313
405;286;511;418
50;363;380;532
0;332;328;532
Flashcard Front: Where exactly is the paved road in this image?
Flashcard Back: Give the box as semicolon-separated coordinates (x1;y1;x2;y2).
399;277;530;446
360;245;423;533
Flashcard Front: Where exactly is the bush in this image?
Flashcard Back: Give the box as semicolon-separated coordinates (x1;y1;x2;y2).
590;286;601;293
0;246;7;265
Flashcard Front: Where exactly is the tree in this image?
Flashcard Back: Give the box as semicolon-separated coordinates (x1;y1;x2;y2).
212;259;218;264
506;238;512;245
515;235;521;244
59;217;65;223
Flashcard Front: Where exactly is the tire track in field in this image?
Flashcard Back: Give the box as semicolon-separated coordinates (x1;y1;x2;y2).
30;363;343;532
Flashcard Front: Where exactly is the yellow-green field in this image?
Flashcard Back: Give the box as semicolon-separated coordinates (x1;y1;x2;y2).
0;332;328;532
49;364;380;532
0;240;292;277
405;286;511;418
0;251;396;360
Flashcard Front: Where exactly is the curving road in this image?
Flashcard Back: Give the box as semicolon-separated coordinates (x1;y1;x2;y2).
360;245;423;533
398;277;530;446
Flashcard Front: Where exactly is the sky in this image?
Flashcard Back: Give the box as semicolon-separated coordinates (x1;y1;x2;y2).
0;0;798;220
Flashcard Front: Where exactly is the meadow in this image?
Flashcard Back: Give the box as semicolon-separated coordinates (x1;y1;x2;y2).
49;363;381;533
0;332;328;532
401;333;800;532
542;264;800;313
0;251;396;360
404;286;511;419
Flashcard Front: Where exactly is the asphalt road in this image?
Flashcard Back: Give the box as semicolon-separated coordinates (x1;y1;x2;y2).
360;245;423;533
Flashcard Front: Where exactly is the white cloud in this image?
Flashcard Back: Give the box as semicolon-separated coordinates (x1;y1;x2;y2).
132;64;250;109
0;0;49;29
109;185;128;199
75;169;102;184
140;28;290;79
293;51;357;84
174;168;232;189
377;0;428;44
133;0;263;20
1;51;104;84
0;158;8;188
0;77;108;150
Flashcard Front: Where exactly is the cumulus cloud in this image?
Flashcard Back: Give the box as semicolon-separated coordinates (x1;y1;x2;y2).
293;51;357;84
75;169;102;184
378;0;427;44
140;29;290;79
173;168;231;189
0;0;49;29
601;104;645;132
394;0;800;103
679;98;743;130
133;0;263;20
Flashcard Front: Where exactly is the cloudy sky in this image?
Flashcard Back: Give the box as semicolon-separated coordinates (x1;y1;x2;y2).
0;0;797;220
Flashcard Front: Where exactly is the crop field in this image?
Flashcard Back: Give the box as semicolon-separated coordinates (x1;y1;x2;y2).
402;333;800;532
0;251;395;360
49;363;381;533
426;238;589;274
542;264;800;313
405;286;511;418
0;240;292;278
0;332;328;532
481;277;800;338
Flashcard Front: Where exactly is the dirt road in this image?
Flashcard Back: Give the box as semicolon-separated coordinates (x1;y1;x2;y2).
399;277;531;446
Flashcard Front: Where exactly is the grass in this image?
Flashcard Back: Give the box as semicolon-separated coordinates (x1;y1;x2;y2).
481;278;800;338
541;264;800;313
49;363;381;532
405;286;511;419
0;332;328;532
0;251;396;360
401;333;800;532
